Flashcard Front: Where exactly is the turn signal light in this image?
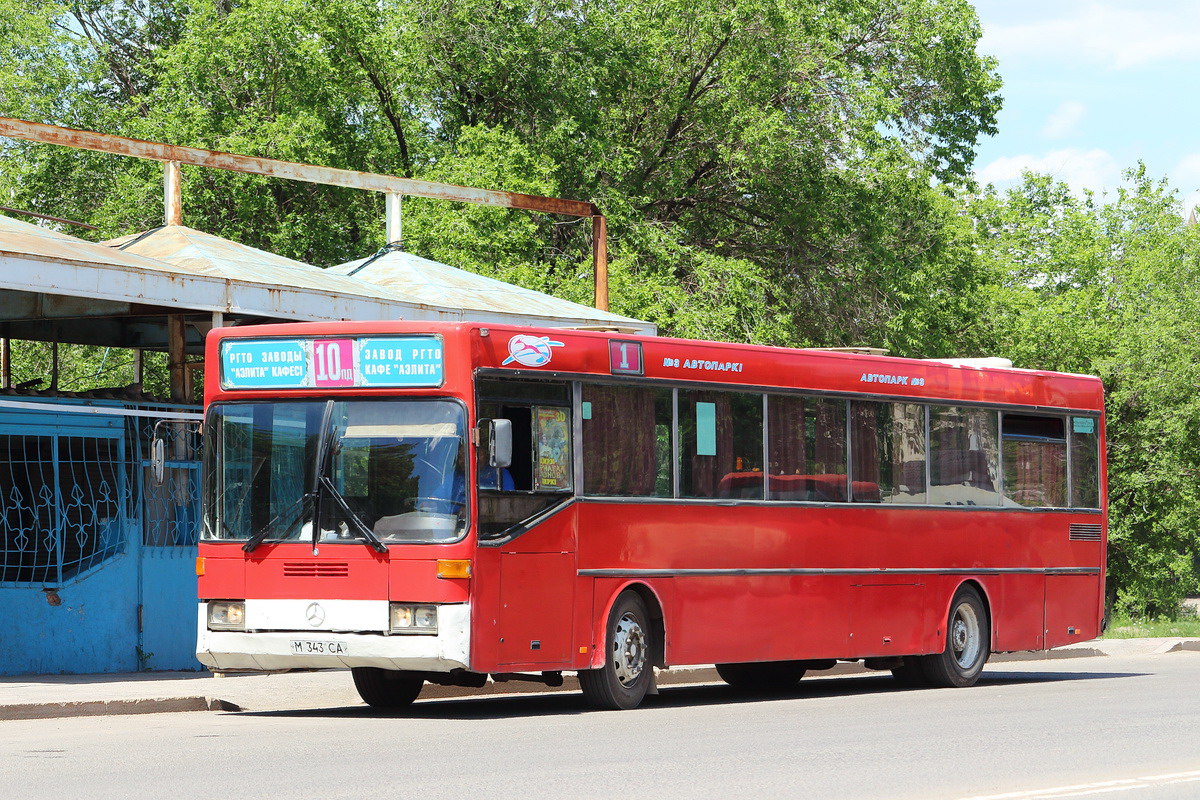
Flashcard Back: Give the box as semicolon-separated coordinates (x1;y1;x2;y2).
195;557;206;576
437;559;471;579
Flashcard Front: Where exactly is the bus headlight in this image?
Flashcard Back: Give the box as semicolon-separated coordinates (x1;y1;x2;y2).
208;601;246;631
390;603;437;634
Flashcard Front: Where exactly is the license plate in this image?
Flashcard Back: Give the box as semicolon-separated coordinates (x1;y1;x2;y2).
290;639;347;656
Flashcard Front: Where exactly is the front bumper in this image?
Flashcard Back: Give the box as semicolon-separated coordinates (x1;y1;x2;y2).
195;601;471;672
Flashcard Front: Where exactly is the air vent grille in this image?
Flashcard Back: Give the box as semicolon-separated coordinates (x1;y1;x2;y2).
1068;523;1103;542
283;562;349;578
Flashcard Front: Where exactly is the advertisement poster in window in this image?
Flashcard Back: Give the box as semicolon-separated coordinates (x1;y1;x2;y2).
535;407;572;491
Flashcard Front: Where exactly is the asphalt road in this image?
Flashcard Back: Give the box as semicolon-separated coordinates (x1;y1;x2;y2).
5;652;1200;799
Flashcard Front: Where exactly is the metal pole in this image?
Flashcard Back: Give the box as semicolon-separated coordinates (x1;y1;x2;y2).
385;192;402;245
50;338;59;392
167;315;186;402
0;337;9;389
593;215;609;312
0;117;597;218
164;160;182;226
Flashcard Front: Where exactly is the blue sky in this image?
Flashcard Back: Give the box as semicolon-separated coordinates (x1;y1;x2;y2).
970;0;1200;212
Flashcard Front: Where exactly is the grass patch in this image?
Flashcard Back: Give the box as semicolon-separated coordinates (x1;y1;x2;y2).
1103;611;1200;639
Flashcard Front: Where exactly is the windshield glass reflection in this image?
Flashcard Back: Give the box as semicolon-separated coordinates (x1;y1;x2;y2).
203;399;468;544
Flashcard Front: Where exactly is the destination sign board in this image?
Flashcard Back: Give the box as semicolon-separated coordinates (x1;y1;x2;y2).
220;336;444;390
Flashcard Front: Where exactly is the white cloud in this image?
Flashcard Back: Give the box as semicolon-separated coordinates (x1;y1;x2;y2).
979;4;1200;70
976;149;1121;195
1171;154;1200;218
1041;101;1086;139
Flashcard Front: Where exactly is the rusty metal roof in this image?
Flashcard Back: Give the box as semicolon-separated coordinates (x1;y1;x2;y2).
330;248;654;332
0;213;655;333
103;225;400;302
0;212;204;278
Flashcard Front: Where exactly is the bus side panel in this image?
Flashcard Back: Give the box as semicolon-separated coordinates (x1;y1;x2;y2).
497;552;575;666
849;581;928;657
572;573;598;670
469;545;502;672
1044;574;1102;648
664;575;851;666
989;574;1045;652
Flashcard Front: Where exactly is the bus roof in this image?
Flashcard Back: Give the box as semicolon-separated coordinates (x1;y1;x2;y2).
206;321;1104;413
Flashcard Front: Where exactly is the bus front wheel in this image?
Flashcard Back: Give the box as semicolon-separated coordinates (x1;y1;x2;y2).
919;585;990;688
579;591;654;710
352;667;424;708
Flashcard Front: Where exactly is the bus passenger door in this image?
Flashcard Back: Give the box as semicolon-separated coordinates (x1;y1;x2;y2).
477;379;578;668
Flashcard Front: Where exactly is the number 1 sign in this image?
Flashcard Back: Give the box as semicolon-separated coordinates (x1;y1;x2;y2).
609;340;643;376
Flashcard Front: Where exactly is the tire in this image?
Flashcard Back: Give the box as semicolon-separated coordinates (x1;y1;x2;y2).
918;585;990;688
716;661;807;691
351;667;424;708
579;591;654;710
890;658;930;688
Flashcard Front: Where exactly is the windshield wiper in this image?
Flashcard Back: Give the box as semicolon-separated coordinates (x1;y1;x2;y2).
319;476;388;554
242;491;317;553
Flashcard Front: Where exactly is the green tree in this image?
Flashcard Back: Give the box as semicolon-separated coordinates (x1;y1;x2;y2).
0;0;1001;350
973;167;1200;616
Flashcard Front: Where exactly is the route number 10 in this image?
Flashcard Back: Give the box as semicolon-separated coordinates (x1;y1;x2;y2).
314;339;354;385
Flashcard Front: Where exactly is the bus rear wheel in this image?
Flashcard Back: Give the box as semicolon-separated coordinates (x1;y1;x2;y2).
919;585;990;688
716;661;807;691
579;591;654;710
351;667;424;708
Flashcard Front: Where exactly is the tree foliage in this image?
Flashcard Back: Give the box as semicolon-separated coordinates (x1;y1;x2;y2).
972;168;1200;616
12;0;1200;616
0;0;1001;349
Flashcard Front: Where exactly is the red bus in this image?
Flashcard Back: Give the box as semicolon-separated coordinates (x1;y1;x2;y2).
196;321;1107;710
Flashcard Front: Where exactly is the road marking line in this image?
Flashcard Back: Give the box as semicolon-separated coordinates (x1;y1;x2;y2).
960;771;1200;800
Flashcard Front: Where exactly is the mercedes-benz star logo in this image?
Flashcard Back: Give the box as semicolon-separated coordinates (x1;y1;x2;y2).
306;602;325;627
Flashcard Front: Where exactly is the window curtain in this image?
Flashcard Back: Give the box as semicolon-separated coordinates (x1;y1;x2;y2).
686;391;734;498
583;385;658;496
768;395;808;476
1006;440;1065;507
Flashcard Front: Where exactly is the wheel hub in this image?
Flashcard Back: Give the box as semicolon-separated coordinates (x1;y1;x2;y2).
951;603;981;669
612;613;647;687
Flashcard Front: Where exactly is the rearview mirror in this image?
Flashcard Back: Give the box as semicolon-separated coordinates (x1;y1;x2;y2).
150;420;169;486
482;418;513;469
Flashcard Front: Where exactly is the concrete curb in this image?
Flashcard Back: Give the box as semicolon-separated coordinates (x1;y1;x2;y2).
0;696;241;721
4;639;1196;722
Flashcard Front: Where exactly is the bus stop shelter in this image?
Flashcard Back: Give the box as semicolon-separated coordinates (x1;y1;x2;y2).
0;211;652;675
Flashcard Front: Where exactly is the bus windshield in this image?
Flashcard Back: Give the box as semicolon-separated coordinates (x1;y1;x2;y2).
203;399;468;545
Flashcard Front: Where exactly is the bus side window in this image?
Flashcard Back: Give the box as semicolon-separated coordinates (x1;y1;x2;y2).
581;384;671;497
767;395;847;502
1001;414;1066;508
850;401;926;504
680;390;763;499
930;406;999;506
1069;417;1101;508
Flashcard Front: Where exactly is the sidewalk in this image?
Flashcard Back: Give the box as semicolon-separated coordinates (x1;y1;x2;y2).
4;638;1198;721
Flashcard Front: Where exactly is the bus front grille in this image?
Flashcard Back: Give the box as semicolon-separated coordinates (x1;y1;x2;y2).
283;561;350;578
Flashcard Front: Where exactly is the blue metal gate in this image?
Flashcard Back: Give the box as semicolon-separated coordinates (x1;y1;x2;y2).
0;399;202;675
136;415;203;670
